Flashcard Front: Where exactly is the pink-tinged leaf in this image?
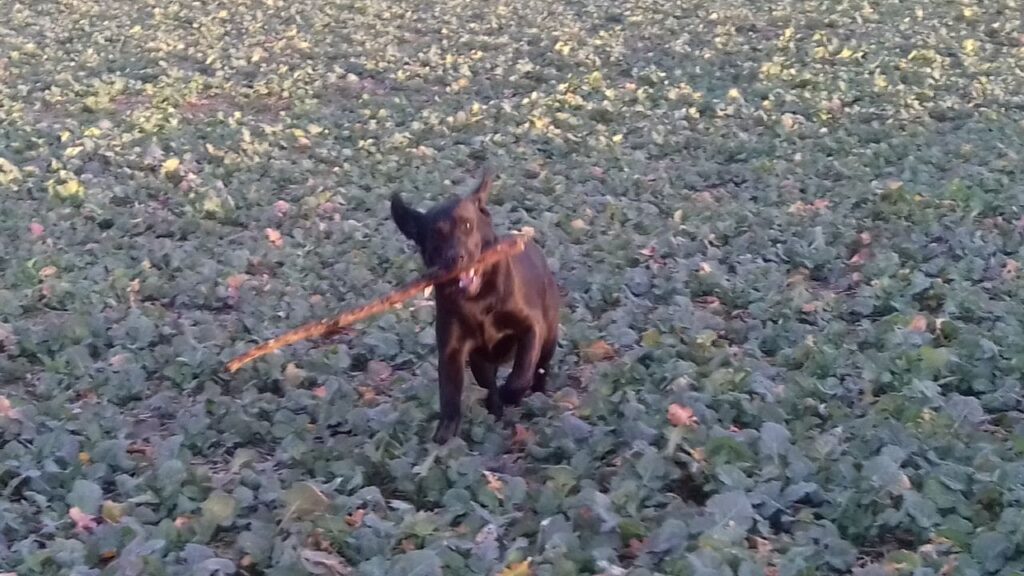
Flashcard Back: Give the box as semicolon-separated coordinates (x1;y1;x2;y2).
265;228;284;248
273;200;291;218
69;507;98;534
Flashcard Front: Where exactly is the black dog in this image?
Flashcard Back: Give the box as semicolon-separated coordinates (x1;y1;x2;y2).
390;168;559;444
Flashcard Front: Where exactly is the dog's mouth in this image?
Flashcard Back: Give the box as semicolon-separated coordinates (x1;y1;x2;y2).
457;267;482;295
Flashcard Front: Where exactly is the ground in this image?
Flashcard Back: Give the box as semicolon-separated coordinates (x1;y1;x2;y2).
2;0;1024;574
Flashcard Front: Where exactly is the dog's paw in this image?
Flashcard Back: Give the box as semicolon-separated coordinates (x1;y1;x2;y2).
498;384;527;406
530;371;547;394
433;419;461;444
485;391;504;418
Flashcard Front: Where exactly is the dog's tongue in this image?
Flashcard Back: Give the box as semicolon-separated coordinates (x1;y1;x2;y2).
458;268;479;292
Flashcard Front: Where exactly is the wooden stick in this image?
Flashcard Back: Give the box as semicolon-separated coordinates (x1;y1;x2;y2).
225;231;532;373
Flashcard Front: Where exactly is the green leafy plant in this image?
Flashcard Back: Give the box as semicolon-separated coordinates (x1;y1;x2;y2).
3;0;1024;573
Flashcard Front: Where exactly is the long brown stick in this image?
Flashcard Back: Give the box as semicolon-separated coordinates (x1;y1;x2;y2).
225;232;532;373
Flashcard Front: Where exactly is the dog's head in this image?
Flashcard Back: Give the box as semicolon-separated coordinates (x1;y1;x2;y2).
390;168;497;297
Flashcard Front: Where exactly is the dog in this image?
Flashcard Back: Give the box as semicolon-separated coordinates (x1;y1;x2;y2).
390;167;560;444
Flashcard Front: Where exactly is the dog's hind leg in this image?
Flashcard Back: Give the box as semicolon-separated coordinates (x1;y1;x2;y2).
499;329;542;405
531;335;556;394
470;351;501;418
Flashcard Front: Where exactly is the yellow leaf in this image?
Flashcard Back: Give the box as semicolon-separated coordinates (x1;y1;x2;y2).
499;558;533;576
874;71;889;90
0;157;22;182
55;179;83;198
283;363;306;387
161;157;180;174
102;500;125;523
201;195;224;216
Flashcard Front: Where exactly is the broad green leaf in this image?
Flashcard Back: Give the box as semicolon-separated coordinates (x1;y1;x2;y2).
282;482;329;521
704;491;755;543
971;531;1010;572
901;491;939;528
389;550;443;576
201;490;237;526
919;347;951;374
758;422;791;459
67;479;103;515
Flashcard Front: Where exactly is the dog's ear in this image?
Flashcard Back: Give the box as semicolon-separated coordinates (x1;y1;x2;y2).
390;193;424;244
469;167;493;215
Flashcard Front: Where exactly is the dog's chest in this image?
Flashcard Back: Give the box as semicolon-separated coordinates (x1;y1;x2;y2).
459;306;520;361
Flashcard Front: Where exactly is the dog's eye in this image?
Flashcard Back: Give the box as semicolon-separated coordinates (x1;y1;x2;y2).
462;220;472;231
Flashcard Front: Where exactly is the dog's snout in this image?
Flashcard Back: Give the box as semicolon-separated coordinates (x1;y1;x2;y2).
444;250;469;268
437;250;463;270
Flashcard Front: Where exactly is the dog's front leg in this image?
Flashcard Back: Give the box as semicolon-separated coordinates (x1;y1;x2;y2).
499;328;542;406
435;321;468;444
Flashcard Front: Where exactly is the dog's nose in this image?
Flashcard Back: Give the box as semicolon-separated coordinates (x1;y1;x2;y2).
443;253;464;270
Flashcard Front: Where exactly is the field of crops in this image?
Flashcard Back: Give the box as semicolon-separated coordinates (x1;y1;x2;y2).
3;0;1024;574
